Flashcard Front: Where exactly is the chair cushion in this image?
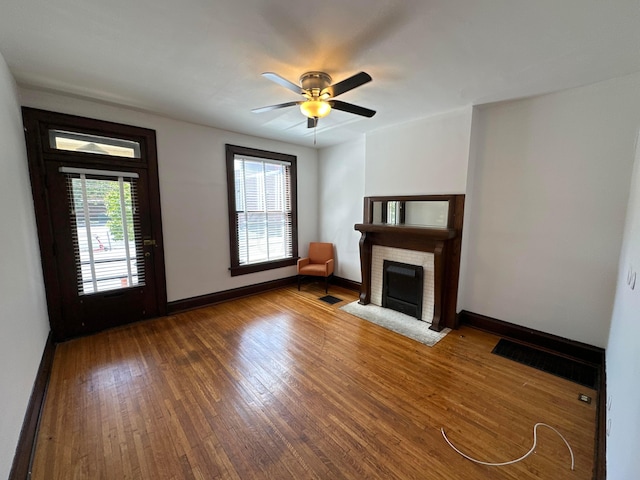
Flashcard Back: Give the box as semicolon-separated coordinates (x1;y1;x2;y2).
298;263;329;276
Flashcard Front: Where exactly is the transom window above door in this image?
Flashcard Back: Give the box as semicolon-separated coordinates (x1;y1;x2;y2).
49;129;141;158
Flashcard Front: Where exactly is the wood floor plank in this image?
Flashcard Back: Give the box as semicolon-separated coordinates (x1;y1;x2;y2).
31;286;597;479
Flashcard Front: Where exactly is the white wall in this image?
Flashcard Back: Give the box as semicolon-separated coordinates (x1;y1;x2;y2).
0;53;50;478
318;137;366;282
364;107;472;195
606;130;640;479
461;73;640;347
19;88;319;302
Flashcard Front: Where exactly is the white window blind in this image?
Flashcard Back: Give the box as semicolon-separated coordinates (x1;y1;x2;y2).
62;168;144;295
234;156;293;265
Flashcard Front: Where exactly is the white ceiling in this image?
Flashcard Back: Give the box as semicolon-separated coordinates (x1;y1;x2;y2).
1;0;639;148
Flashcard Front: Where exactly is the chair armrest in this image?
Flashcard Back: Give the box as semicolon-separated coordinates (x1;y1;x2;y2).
297;257;310;270
325;258;334;275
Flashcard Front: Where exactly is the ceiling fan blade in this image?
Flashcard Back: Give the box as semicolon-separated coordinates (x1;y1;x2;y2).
329;100;376;118
307;117;318;129
322;72;372;98
262;72;304;95
251;101;301;114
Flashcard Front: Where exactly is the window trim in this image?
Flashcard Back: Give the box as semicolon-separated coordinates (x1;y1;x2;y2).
225;144;298;276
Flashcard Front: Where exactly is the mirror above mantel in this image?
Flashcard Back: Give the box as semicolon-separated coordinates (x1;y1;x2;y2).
364;195;459;230
372;199;449;228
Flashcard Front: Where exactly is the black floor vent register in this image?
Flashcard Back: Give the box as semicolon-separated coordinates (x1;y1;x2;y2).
492;339;598;389
318;295;343;305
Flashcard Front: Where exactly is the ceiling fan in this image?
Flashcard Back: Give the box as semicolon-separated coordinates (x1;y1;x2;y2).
252;71;376;128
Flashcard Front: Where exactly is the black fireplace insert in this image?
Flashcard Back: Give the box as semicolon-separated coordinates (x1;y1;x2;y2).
382;260;424;320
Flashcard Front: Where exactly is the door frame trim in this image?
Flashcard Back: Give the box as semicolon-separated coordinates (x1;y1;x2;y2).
22;108;167;341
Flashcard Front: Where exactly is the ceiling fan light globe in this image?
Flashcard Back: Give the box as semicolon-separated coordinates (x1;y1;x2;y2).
300;100;331;119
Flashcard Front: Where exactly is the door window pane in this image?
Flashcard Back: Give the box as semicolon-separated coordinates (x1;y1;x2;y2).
66;174;145;294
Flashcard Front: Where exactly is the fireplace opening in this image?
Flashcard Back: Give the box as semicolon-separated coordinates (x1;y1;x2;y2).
382;260;424;320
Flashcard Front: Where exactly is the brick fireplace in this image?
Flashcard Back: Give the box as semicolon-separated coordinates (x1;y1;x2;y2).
372;246;434;322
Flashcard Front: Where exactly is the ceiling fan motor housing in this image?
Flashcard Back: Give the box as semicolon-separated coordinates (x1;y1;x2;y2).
300;71;332;98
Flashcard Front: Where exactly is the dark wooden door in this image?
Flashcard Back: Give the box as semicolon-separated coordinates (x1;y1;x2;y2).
23;108;167;341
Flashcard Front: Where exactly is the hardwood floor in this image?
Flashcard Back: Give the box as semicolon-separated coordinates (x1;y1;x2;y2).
32;286;597;479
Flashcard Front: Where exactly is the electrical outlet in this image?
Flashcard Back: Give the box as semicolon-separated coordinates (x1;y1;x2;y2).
578;393;592;404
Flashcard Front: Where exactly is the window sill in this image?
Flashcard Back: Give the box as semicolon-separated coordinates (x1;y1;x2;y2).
230;257;298;277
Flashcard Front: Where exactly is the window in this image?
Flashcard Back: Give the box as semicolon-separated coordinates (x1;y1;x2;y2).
226;144;298;276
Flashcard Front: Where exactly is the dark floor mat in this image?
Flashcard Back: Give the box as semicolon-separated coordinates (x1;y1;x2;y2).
318;295;343;305
492;339;599;389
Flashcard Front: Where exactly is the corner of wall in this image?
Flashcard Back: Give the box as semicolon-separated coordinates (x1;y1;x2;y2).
317;137;366;281
456;105;483;313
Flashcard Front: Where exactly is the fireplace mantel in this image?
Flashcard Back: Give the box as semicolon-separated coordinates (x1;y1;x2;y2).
354;223;456;239
354;195;465;332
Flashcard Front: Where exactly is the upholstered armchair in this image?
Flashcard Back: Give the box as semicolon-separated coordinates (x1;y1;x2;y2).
297;242;335;293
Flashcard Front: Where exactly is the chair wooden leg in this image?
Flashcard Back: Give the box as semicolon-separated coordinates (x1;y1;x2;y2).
297;275;301;291
325;276;328;294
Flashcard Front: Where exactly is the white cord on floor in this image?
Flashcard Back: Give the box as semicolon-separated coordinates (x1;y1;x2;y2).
441;423;575;471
